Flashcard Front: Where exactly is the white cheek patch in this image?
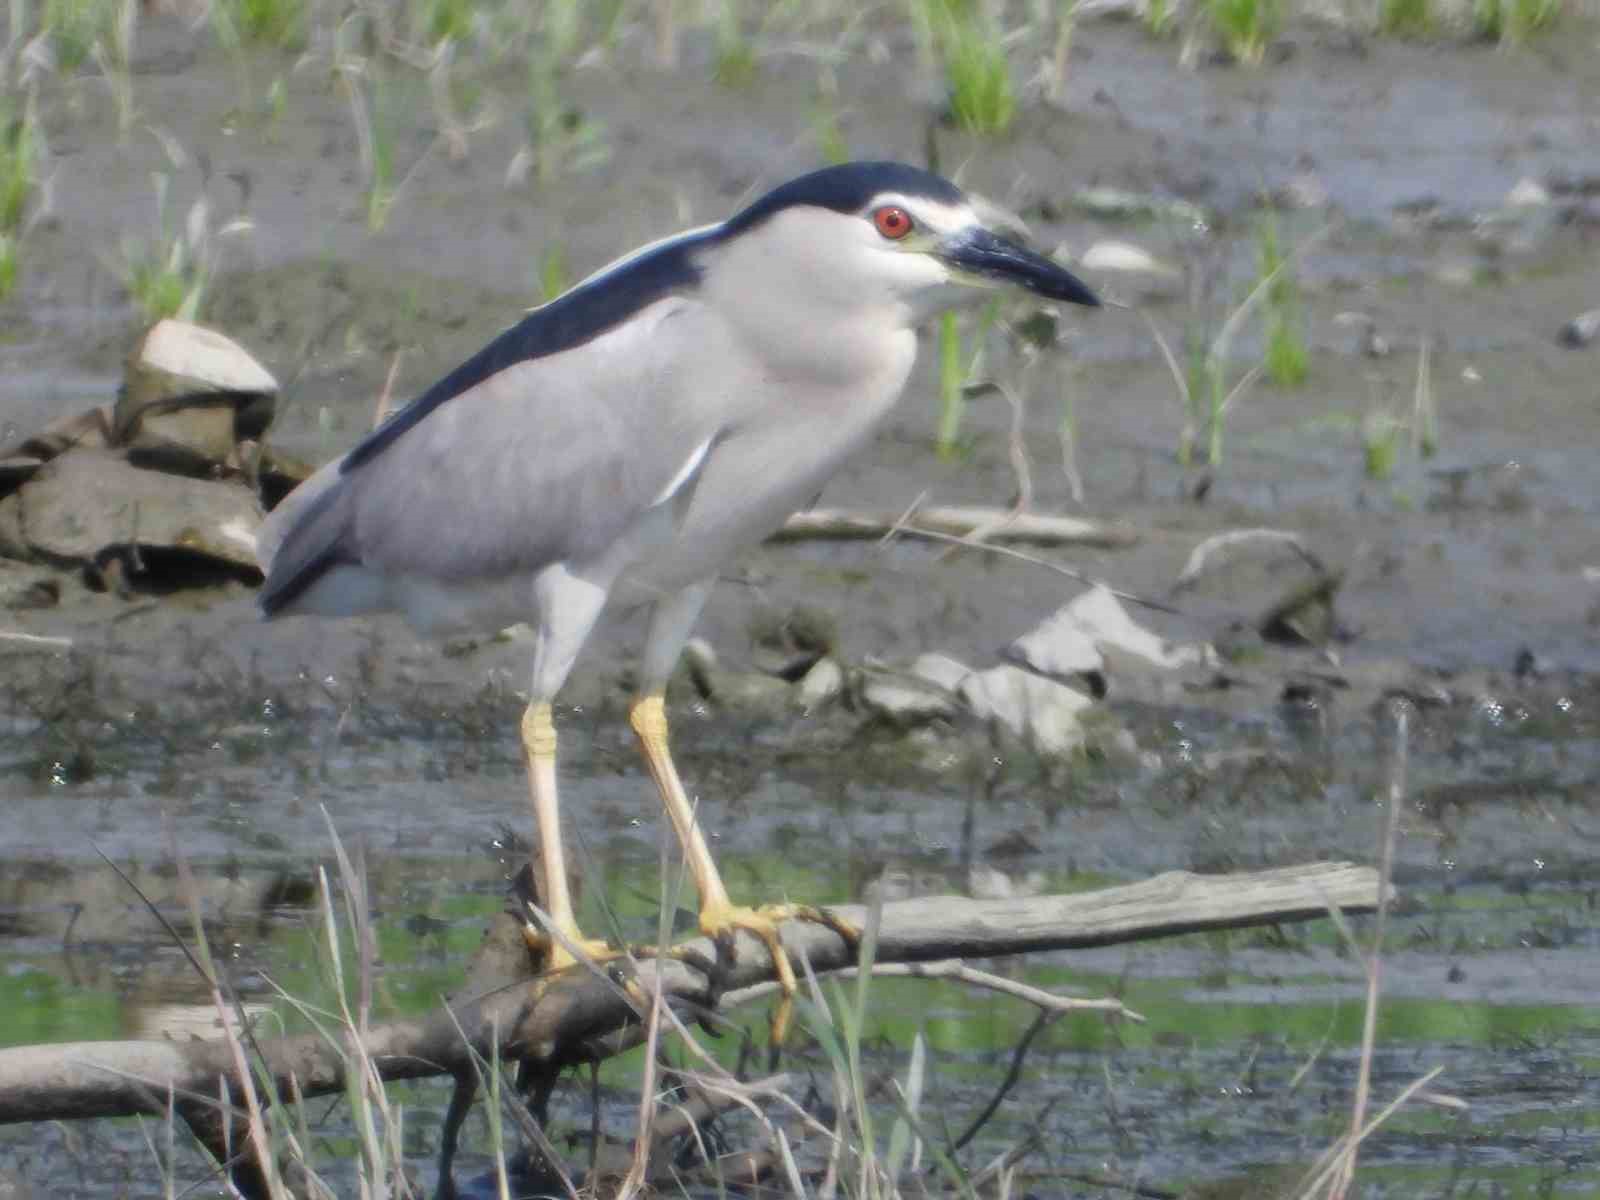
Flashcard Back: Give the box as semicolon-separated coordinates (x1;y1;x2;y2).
868;193;979;239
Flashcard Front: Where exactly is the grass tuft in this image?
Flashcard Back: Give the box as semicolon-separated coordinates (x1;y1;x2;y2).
1258;208;1308;388
537;242;569;303
935;298;1000;459
1473;0;1561;43
1378;0;1432;36
1206;0;1282;64
714;0;758;87
1361;411;1403;481
1146;0;1179;36
118;171;251;322
926;0;1016;136
0;98;41;300
214;0;308;50
519;25;610;191
43;0;120;71
424;0;476;44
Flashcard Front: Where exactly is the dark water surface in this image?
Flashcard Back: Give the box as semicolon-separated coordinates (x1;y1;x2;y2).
2;657;1596;1196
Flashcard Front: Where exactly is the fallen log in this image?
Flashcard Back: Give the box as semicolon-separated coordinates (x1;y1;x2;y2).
0;861;1379;1128
775;505;1138;548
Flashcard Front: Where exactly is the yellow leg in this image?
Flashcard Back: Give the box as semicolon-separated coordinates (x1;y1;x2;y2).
628;694;859;1038
521;701;613;971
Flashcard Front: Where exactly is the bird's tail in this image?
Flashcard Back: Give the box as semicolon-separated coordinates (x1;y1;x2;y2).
256;458;353;617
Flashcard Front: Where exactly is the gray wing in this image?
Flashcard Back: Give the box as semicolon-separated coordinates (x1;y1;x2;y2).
257;296;743;615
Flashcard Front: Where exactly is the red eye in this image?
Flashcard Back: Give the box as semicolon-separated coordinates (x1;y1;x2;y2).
873;205;913;240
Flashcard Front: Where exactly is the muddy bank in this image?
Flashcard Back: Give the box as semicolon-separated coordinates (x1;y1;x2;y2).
1;20;1598;682
2;6;1600;1197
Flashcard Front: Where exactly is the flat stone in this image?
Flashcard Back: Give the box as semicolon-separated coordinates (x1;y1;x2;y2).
857;662;963;725
0;560;60;610
7;448;262;572
909;652;972;692
1;406;114;498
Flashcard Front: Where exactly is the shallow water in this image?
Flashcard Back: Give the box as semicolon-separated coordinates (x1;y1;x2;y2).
2;659;1597;1196
4;5;1600;1196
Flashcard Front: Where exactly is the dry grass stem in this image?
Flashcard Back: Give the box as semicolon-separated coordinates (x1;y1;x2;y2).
876;521;1177;615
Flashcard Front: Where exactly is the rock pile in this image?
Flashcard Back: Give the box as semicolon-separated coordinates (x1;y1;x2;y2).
0;320;303;604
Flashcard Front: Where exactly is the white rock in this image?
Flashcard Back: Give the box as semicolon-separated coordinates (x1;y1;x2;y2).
795;656;845;711
116;319;279;467
1005;609;1104;679
959;665;1093;757
1505;177;1551;208
1080;239;1174;276
131;319;279;394
1010;585;1210;678
909;652;973;691
858;665;962;724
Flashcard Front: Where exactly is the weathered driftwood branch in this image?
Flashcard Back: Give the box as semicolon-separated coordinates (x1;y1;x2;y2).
0;630;73;649
775;505;1138;548
0;862;1378;1129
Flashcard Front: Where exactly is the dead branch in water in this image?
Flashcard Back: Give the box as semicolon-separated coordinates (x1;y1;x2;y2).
0;862;1380;1193
0;862;1376;1120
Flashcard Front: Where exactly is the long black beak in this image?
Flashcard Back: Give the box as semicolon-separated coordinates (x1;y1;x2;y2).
937;227;1099;307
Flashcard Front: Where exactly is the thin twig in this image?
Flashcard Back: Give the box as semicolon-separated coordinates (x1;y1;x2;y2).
951;1010;1058;1154
856;960;1145;1021
877;524;1178;615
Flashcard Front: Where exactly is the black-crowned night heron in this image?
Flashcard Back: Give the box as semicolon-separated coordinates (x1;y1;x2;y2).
256;161;1097;1006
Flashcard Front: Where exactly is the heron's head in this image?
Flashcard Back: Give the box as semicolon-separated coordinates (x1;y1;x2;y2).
712;161;1099;326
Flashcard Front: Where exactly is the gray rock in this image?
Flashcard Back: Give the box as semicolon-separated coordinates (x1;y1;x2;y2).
1072;187;1208;228
2;449;262;574
0;406;114;499
959;664;1093;757
682;638;793;716
856;661;964;726
1333;311;1389;358
1559;308;1600;349
0;490;23;560
967;863;1047;901
1258;571;1344;647
908;652;972;692
794;655;845;712
0;560;60;610
116;319;278;471
1079;238;1184;303
1505;177;1550;208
